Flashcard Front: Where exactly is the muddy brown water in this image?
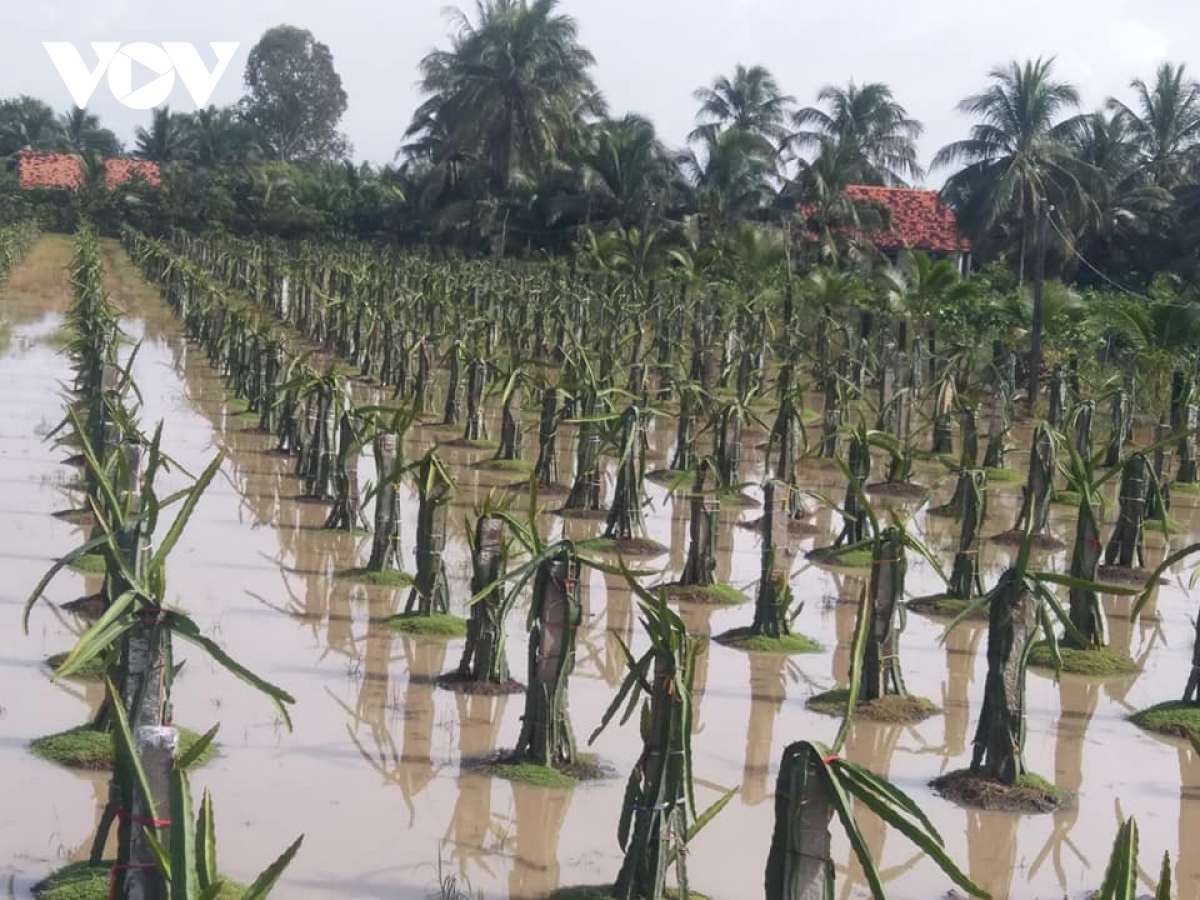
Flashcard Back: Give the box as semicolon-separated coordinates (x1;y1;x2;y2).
2;236;1200;899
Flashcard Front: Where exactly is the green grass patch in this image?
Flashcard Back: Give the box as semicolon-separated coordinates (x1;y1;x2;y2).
439;437;500;451
385;612;468;637
807;688;939;723
808;546;873;568
930;767;1067;813
472;458;534;474
68;553;107;574
30;725;215;771
33;860;244;900
715;628;821;655
45;651;106;680
480;760;577;788
906;594;984;620
1130;700;1200;743
544;888;709;900
646;468;692;489
662;583;749;606
1172;480;1200;494
1026;641;1140;676
985;466;1024;483
339;567;414;587
1052;490;1082;506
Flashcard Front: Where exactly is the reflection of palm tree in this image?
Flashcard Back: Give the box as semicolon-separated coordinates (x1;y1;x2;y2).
1175;744;1200;892
507;780;574;899
838;721;921;898
965;808;1018;900
1029;677;1096;887
1102;593;1157;705
742;654;789;805
445;693;508;879
942;623;983;764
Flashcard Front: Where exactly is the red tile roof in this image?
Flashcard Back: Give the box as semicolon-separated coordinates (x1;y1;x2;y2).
15;151;161;192
799;185;970;254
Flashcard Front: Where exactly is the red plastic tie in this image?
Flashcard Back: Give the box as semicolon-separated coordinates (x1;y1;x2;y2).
115;807;172;828
822;754;839;765
108;864;156;900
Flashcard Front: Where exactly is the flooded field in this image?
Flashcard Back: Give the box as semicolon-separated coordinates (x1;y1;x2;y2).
3;235;1200;899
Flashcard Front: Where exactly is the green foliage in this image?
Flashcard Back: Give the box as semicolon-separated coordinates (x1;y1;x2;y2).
1130;701;1200;742
29;725;216;771
384;612;469;637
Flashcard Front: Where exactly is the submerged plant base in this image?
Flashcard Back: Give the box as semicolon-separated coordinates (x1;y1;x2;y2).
44;652;106;680
30;725;215;771
438;438;500;451
806;688;939;723
661;583;749;606
989;530;1065;550
1096;565;1160;587
506;479;570;497
719;489;760;509
472;458;534;474
33;861;244;900
645;468;692;489
339;567;414;587
61;593;106;619
590;536;668;556
554;506;609;521
434;671;524;695
543;887;710;900
1052;490;1082;506
807;546;873;568
1026;641;1140;676
930;769;1069;813
907;594;985;620
384;612;469;638
864;480;928;499
67;553;107;574
1131;701;1200;743
984;467;1025;484
469;752;610;788
714;628;821;655
1172;480;1200;494
51;507;93;524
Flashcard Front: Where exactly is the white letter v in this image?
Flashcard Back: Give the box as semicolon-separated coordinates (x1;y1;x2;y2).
164;42;240;109
43;42;121;108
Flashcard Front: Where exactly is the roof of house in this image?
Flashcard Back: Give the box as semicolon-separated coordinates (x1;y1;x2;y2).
15;151;162;192
799;185;970;254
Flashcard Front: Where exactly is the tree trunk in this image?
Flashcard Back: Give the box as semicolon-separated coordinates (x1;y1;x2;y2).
1104;454;1147;569
764;743;834;900
458;515;509;684
405;453;451;616
367;434;402;572
534;387;560;488
858;529;906;702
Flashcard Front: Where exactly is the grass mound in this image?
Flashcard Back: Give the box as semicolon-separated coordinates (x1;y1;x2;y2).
339;568;414;587
930;768;1068;813
68;553;107;574
806;688;939;723
384;612;468;638
589;536;668;557
543;888;709;900
985;467;1025;484
646;468;692;489
33;861;244;900
1172;480;1200;494
661;583;749;606
1026;641;1140;676
1130;700;1200;743
434;671;524;695
807;546;873;568
714;628;821;655
44;652;106;680
438;437;500;451
472;458;534;474
906;594;984;620
471;753;609;788
864;481;928;499
989;530;1065;550
1052;490;1082;506
30;725;215;772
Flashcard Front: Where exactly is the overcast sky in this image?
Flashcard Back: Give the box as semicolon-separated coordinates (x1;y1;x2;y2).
1;0;1194;184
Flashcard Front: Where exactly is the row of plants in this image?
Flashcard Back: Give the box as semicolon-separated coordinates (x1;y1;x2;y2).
24;224;301;900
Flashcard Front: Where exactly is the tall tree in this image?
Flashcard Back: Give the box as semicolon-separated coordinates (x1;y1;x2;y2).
679;126;775;233
789;81;924;185
690;64;793;153
59;108;121;156
183;105;260;166
242;25;349;163
133;107;193;162
1108;63;1200;188
0;96;64;156
407;0;604;194
581;114;679;227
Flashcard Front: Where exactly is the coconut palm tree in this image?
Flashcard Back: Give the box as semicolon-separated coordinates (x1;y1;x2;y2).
580;114;680;228
689;64;794;153
133;107;193;162
59;107;121;156
789;81;924;185
936;58;1096;254
183;105;261;166
408;0;605;194
679;126;775;235
0;96;65;156
1108;63;1200;188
